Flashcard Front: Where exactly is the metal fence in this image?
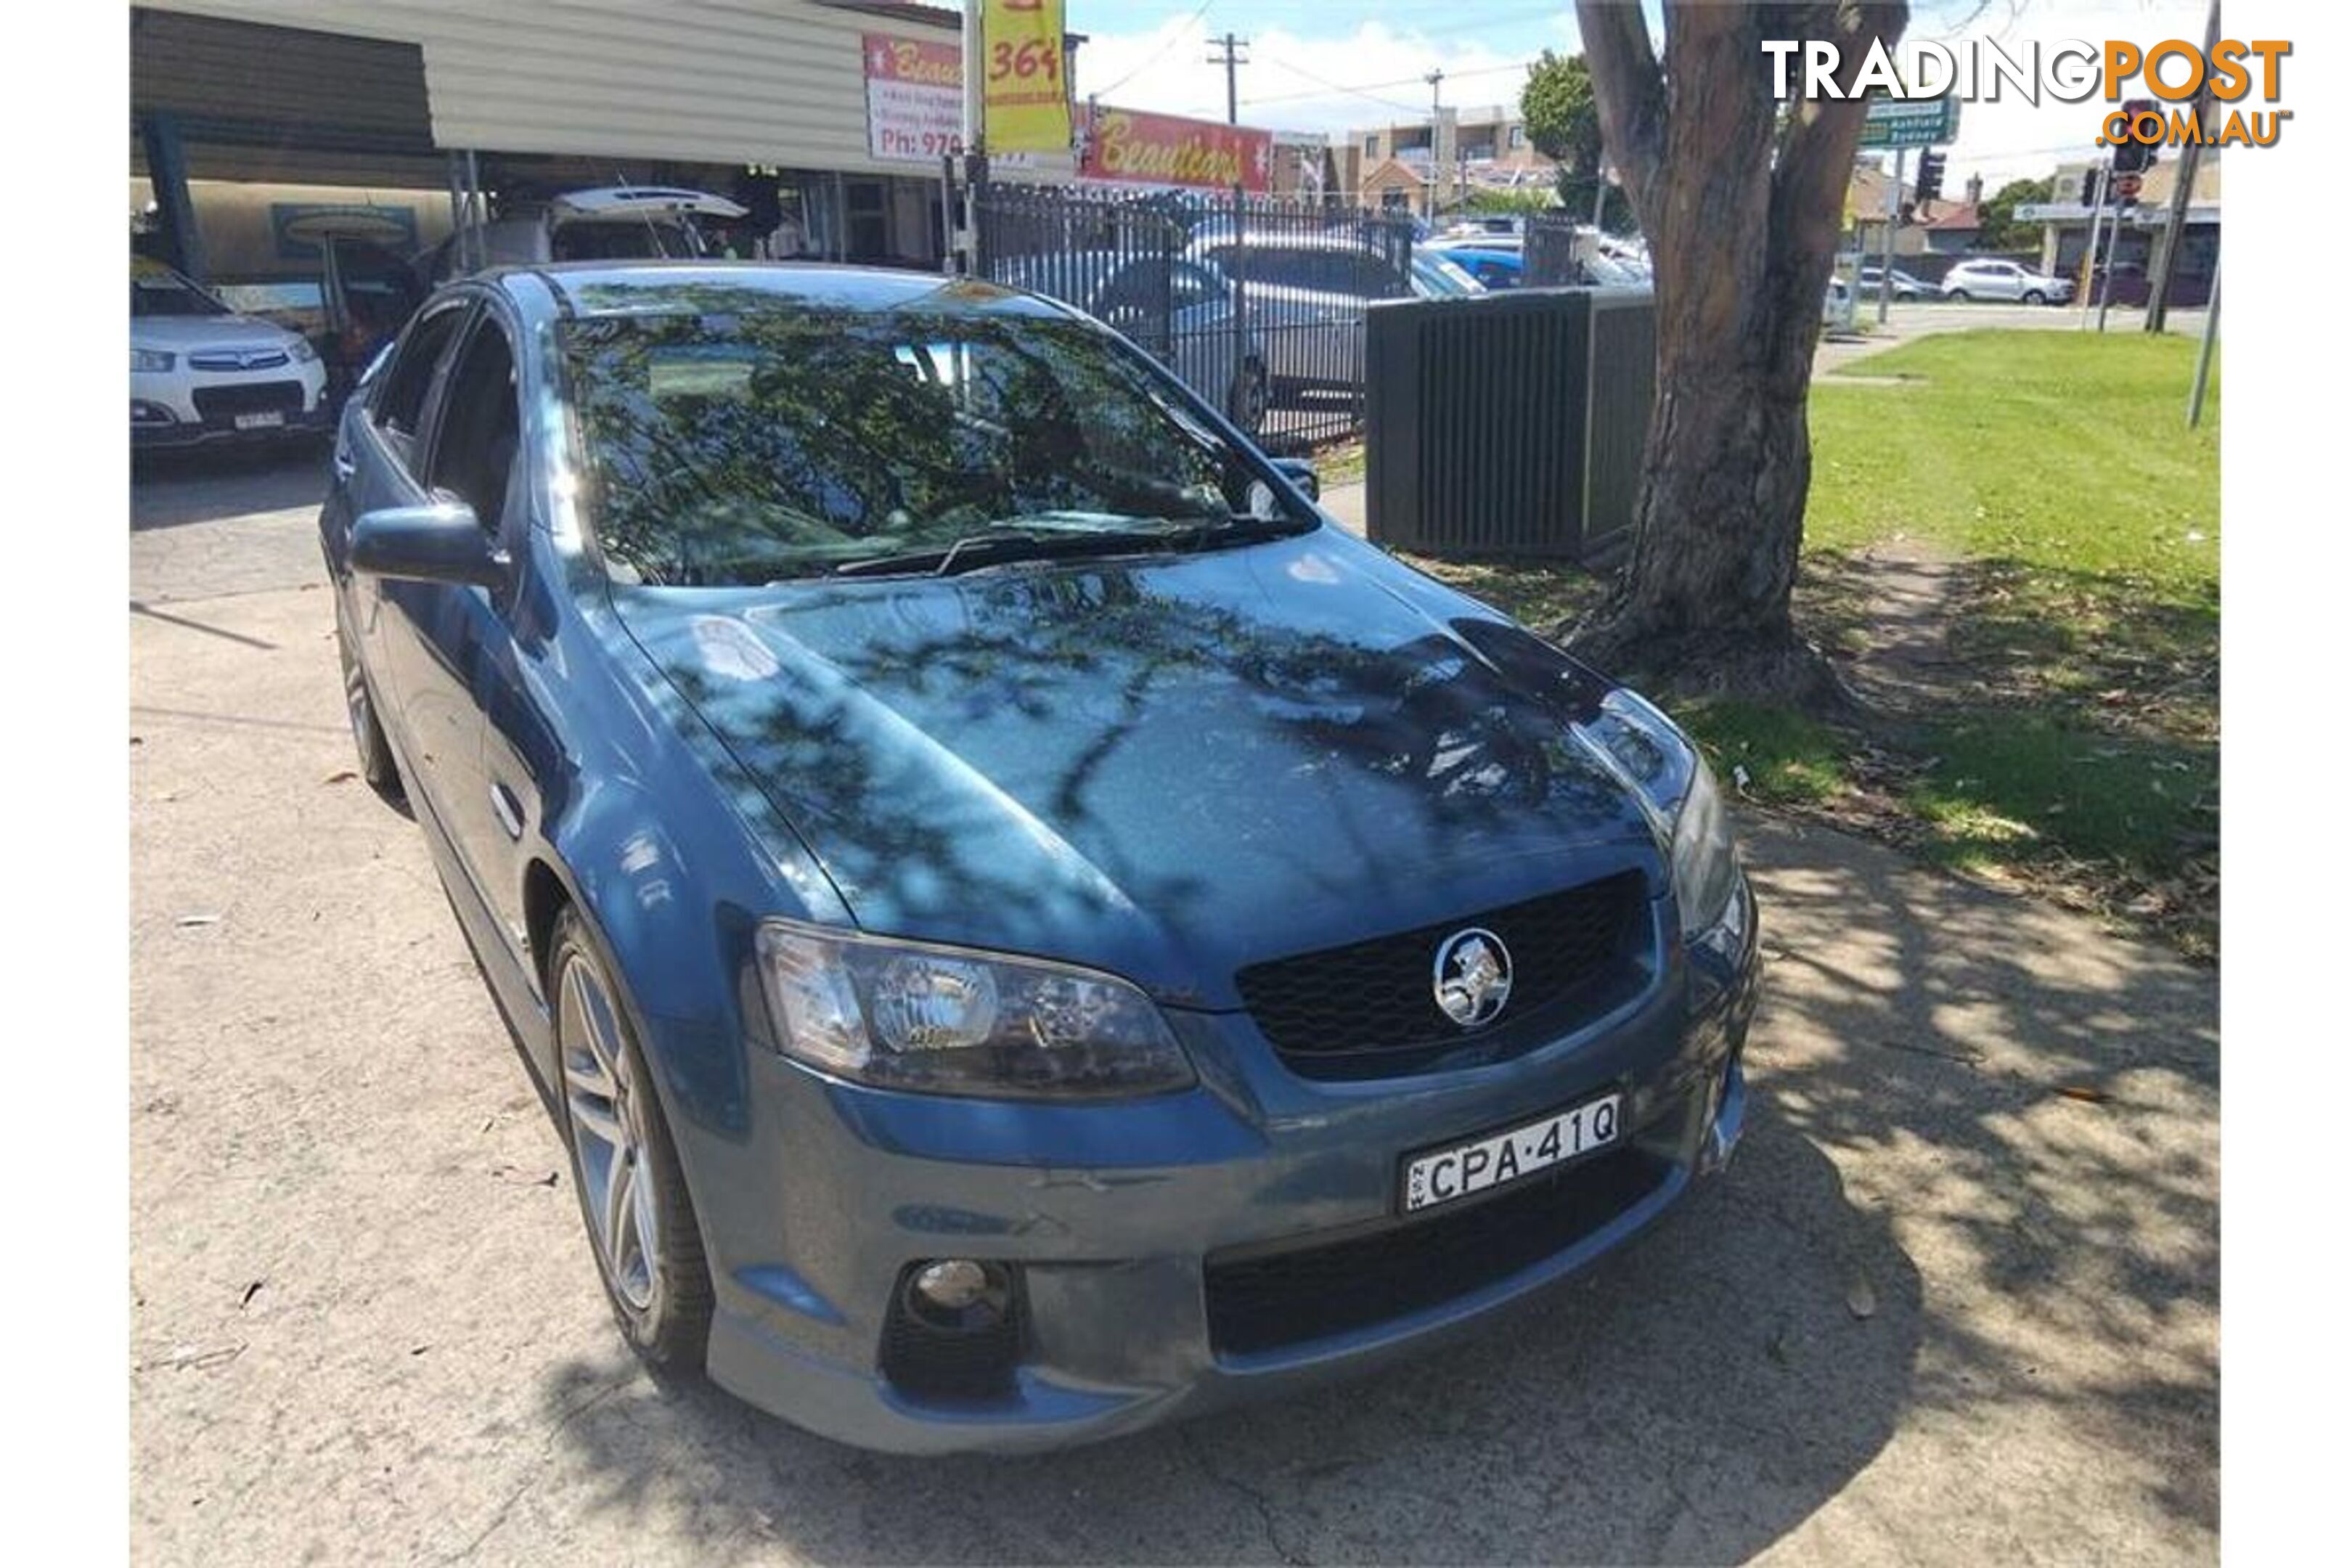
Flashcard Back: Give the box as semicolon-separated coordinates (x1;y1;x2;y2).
1365;287;1654;565
972;183;1418;450
1524;211;1583;288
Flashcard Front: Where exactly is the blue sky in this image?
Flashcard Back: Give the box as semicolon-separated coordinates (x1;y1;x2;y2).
1066;1;2212;189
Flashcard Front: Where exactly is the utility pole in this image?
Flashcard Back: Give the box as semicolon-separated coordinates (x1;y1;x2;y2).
2147;0;2221;332
955;0;984;277
1209;30;1249;124
2077;162;2110;331
1208;30;1249;410
1877;147;1903;326
1424;69;1444;220
2186;248;2220;427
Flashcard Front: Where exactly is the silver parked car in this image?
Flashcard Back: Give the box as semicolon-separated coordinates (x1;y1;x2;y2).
1857;265;1927;301
1186;231;1424;407
1940;258;2073;305
991;251;1270;433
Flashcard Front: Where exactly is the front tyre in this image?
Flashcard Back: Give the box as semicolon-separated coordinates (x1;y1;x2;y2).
1228;357;1268;434
335;599;403;802
2022;289;2046;306
1945;289;1972;303
551;909;714;1371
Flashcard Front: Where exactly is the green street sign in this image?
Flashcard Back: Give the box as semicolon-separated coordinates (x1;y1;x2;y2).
1858;94;1961;150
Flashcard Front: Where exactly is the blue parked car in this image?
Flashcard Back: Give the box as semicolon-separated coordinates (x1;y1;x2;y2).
1431;242;1524;289
322;261;1758;1453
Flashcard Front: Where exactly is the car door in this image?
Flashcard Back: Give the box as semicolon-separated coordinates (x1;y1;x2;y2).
399;306;532;935
325;295;475;765
1165;259;1239;411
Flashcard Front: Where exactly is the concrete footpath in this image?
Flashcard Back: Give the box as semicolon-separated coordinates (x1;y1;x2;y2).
131;583;2216;1565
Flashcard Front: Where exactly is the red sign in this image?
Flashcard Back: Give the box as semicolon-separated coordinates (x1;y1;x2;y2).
1081;105;1272;193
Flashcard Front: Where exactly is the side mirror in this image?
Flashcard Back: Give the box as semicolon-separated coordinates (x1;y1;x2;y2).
350;502;504;587
1269;456;1320;502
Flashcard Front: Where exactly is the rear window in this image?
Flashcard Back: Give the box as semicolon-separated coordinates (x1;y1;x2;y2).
131;263;229;317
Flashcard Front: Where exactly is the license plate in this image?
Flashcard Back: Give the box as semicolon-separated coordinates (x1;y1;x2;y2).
234;411;285;430
1400;1092;1622;1214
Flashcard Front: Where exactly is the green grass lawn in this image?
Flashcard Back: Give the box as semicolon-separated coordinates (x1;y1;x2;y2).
1410;328;2221;956
1808;331;2218;597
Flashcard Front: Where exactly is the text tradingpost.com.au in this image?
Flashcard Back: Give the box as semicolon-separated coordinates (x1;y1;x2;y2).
1762;36;2292;148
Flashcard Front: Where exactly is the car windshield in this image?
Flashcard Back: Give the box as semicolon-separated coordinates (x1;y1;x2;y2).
562;303;1310;585
131;264;229;317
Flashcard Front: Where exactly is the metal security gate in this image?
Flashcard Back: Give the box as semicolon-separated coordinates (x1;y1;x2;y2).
972;183;1417;451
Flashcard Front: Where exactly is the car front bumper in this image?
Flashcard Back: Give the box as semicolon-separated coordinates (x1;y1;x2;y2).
132;360;330;447
684;882;1760;1454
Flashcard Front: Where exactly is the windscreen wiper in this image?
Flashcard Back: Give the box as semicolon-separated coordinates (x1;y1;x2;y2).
831;515;1302;579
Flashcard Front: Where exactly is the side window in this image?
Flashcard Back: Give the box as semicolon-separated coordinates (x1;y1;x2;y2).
424;317;522;538
372;304;467;443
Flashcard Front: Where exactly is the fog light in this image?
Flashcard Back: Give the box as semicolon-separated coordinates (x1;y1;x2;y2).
883;1259;1022;1401
912;1258;994;1312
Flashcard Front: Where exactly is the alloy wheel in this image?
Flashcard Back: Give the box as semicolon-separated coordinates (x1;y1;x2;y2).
558;952;661;1312
1233;363;1268;433
341;645;375;753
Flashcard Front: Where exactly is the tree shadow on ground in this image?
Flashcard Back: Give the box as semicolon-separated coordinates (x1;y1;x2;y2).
517;812;2216;1563
531;1109;1917;1565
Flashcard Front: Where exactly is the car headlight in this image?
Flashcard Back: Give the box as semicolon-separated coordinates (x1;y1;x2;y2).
1577;690;1741;936
285;336;319;364
755;921;1195;1099
132;348;174;372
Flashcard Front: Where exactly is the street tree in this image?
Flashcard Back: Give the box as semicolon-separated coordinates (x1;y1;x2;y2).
1572;0;1907;705
1975;176;2054;253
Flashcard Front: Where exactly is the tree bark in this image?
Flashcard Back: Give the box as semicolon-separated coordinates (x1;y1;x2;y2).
1572;1;1906;706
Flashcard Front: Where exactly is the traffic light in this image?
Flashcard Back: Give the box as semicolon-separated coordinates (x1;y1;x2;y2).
2110;97;2159;173
1914;150;1946;205
2079;168;2099;207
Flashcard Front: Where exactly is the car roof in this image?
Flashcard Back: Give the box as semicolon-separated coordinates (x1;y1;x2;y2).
491;261;1076;322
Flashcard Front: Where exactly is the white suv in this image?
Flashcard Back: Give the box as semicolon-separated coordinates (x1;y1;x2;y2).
1941;258;2073;306
132;258;329;449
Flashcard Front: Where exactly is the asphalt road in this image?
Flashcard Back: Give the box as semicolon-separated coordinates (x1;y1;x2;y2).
129;417;2218;1565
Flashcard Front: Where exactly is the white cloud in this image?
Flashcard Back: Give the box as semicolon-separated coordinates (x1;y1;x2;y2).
1899;0;2214;188
1077;0;2221;186
1074;17;1557;140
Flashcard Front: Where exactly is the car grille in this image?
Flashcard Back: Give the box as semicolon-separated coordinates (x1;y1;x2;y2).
1204;1140;1673;1356
190;382;305;423
1233;870;1649;1075
188;349;290;372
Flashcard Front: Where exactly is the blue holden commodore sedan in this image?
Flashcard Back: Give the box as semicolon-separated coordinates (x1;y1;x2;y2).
320;262;1757;1454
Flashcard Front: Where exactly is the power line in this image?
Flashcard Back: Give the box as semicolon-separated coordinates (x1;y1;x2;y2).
1089;0;1215;101
1241;57;1535;110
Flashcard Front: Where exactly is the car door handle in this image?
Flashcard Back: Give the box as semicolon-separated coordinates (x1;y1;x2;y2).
332;446;356;482
488;780;525;841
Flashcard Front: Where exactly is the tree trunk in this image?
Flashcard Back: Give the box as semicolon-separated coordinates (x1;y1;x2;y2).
1572;1;1906;707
